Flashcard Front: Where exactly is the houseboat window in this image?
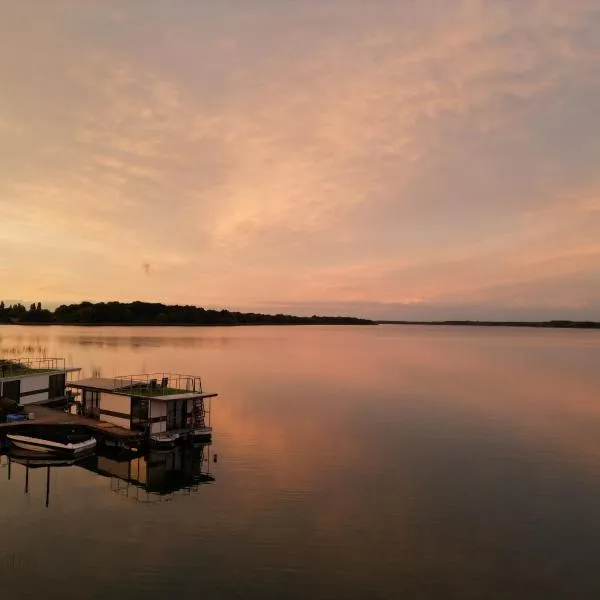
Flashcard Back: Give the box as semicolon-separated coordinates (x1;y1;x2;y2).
49;373;66;399
166;399;187;431
2;380;20;403
82;390;100;418
130;397;149;431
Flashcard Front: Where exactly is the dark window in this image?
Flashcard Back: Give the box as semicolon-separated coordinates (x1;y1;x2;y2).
131;397;149;431
82;390;100;418
166;400;188;431
49;373;66;399
166;401;177;430
2;380;20;403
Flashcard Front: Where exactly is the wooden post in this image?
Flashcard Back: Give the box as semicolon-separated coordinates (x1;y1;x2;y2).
45;466;51;508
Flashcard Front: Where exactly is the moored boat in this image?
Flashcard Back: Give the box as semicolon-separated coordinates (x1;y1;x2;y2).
7;426;96;456
191;426;212;440
150;432;179;449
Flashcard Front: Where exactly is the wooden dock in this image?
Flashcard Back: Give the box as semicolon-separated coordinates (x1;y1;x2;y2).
0;405;142;448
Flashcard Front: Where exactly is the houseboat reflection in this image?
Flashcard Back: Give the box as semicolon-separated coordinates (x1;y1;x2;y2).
1;451;76;507
77;444;214;502
1;444;214;506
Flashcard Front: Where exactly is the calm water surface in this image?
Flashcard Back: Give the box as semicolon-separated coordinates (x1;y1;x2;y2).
1;324;600;599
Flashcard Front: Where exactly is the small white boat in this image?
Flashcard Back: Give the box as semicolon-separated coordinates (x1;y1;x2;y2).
150;432;179;448
7;426;96;456
191;426;212;439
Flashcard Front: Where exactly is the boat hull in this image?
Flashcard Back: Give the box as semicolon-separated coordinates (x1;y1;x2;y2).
7;434;96;456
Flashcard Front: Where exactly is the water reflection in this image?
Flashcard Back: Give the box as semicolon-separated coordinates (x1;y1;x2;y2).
1;453;69;507
57;333;265;349
1;445;214;507
79;445;215;502
2;325;600;598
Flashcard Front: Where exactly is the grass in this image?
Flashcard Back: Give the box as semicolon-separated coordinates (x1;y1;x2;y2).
130;386;196;397
0;366;54;378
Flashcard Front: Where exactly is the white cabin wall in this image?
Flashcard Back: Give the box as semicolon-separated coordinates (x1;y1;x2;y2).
101;392;131;414
21;392;49;406
152;421;166;433
19;374;50;394
150;401;166;433
99;392;131;429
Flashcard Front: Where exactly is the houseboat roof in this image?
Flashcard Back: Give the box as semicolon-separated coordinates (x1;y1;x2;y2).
68;376;218;401
68;377;131;391
0;357;80;381
0;367;81;382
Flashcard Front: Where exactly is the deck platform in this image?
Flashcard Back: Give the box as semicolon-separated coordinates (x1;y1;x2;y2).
0;406;142;447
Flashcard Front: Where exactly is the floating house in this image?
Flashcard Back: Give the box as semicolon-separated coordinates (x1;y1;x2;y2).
0;357;79;407
67;373;217;446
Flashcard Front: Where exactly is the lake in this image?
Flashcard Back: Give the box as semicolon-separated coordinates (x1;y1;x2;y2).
1;324;600;599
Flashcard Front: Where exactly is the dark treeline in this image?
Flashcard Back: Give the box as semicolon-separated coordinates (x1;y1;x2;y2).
0;301;53;323
0;301;374;326
378;320;600;329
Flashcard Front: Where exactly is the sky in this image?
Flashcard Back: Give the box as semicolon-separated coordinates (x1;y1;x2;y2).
1;0;599;320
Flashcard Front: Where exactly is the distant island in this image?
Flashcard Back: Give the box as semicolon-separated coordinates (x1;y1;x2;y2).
0;300;374;326
377;320;600;329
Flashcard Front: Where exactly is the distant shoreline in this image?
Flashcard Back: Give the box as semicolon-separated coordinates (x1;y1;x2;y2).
2;321;375;327
1;300;597;329
0;300;374;327
2;321;598;330
377;320;600;330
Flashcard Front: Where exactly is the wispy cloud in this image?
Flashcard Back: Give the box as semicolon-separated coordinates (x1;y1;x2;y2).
0;0;599;316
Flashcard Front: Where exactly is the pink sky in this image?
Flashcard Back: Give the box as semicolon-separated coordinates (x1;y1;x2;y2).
1;0;599;319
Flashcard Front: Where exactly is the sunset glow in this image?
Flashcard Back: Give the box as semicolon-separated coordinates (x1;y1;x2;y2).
1;1;599;319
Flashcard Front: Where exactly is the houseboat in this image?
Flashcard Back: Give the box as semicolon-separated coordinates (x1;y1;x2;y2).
67;373;217;447
0;357;80;408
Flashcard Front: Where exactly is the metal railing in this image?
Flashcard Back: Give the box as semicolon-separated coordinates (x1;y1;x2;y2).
112;373;204;396
0;357;66;379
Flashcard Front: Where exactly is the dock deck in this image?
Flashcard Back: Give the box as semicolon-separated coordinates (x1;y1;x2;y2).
0;406;142;446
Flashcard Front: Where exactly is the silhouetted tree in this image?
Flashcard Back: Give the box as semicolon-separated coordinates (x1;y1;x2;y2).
48;301;374;326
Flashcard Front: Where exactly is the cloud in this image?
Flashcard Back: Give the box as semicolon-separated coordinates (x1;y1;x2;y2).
0;0;599;316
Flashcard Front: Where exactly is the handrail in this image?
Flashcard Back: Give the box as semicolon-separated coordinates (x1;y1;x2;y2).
0;357;66;379
112;372;204;396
